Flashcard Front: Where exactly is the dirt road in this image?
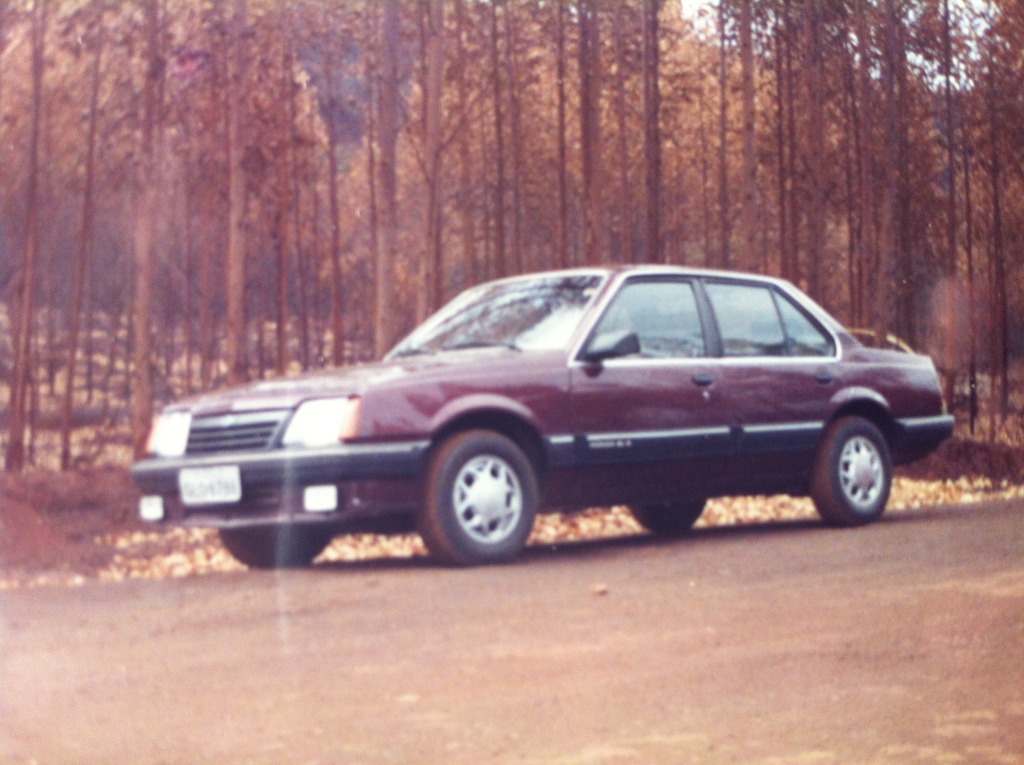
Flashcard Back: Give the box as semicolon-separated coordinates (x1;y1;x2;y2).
3;501;1023;765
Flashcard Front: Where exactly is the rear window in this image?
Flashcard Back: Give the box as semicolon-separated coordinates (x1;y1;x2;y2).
705;282;834;358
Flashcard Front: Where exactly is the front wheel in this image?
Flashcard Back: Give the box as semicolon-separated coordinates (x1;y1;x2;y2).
811;417;892;527
419;430;539;565
219;526;334;569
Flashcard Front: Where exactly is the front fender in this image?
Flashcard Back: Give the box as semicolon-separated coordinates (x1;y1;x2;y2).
430;393;543;436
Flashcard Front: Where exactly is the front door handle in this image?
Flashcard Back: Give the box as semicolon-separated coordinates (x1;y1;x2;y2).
815;370;836;384
692;374;715;387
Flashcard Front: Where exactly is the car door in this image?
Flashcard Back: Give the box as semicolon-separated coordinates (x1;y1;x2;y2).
565;277;732;508
702;279;840;493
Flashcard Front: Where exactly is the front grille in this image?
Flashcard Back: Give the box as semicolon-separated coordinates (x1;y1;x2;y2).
186;410;290;454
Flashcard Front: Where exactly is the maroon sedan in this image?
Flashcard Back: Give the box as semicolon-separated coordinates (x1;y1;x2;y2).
132;266;954;567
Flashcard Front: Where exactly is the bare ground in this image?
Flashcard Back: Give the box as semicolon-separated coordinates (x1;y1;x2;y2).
3;499;1024;765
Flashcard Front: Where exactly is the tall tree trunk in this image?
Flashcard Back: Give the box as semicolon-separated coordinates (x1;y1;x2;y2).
874;0;901;342
772;7;790;279
555;0;570;267
839;38;859;320
738;0;761;272
986;60;1008;430
853;0;876;329
804;0;826;299
423;0;445;314
0;0;7;113
642;0;662;264
611;3;634;263
327;132;344;363
454;0;478;285
224;0;248;385
287;31;310;370
783;0;800;283
321;45;345;365
198;192;216;389
579;0;605;265
375;0;401;356
363;5;381;357
6;0;47;471
129;0;164;458
275;37;296;376
60;24;103;470
940;0;958;382
503;4;524;273
489;0;508;278
696;39;713;261
716;0;731;269
962;123;978;433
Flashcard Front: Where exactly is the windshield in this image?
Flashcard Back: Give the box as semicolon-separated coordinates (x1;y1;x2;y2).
388;273;605;358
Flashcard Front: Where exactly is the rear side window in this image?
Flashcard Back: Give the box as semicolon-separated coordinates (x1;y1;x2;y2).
705;282;834;358
775;293;835;356
591;279;706;359
706;283;786;357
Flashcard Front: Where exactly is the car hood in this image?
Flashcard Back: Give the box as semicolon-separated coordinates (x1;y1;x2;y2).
168;349;558;417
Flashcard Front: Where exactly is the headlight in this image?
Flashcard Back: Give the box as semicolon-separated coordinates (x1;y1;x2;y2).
146;410;192;457
282;397;361;447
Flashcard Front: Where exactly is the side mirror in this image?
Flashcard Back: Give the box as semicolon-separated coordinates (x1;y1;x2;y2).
581;330;641;364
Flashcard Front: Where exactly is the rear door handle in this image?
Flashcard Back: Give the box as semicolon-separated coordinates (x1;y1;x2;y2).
692;374;715;387
815;370;836;384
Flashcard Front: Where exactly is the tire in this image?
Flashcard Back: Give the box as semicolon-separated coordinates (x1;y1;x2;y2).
630;499;706;537
218;526;334;569
419;430;539;565
811;416;892;527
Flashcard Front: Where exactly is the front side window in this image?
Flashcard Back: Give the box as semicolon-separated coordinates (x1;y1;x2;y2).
705;282;834;358
389;273;604;357
588;280;706;359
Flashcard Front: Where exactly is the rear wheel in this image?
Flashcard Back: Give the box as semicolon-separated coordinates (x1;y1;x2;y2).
811;416;892;526
630;499;706;537
419;430;538;565
218;526;334;569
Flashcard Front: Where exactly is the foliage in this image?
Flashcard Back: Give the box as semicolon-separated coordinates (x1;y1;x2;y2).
0;0;1021;470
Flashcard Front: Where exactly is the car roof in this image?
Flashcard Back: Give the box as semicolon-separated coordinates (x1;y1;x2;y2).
500;264;798;291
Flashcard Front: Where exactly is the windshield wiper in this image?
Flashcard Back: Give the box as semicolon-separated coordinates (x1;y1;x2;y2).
390;346;434;359
442;340;521;352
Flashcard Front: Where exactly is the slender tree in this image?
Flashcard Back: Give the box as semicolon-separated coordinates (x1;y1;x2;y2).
375;0;401;356
60;18;104;470
130;0;165;457
715;0;731;269
555;0;570;267
489;0;508;277
804;0;826;299
422;0;445;314
6;0;47;471
322;38;345;364
738;0;761;272
454;0;478;283
579;0;605;265
642;0;662;264
611;3;635;263
224;0;248;385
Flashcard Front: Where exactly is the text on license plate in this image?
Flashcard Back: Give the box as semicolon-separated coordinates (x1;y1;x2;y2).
179;465;242;506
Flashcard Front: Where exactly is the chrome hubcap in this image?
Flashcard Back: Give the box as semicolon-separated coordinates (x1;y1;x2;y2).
453;455;523;544
838;436;884;510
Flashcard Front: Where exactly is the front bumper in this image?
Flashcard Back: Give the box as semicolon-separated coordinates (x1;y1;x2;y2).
130;440;429;528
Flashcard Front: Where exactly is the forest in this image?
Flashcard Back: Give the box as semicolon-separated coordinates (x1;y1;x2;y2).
1;0;1022;473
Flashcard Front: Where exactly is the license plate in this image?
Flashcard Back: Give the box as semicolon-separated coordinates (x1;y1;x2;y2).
179;465;242;506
